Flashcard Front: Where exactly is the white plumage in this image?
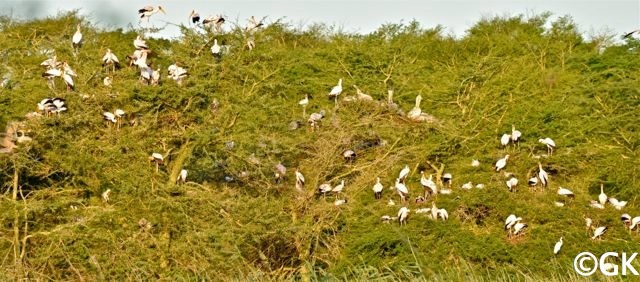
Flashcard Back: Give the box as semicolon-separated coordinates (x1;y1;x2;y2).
500;133;511;147
553;237;563;255
395;178;409;202
538;137;556;155
557;187;574;197
495;155;509;171
373;177;384;199
608;197;627;210
591;226;607;240
598;184;607;205
398;165;410;183
398;206;410;225
538;163;548;188
72;24;83;49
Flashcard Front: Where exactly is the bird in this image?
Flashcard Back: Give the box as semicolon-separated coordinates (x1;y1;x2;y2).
203;15;226;33
188;9;200;25
506;177;518;192
373;177;383;199
589;200;605;209
294;169;305;192
134;35;149;50
630;217;640;231
420;171;437;197
511;125;522;146
621;214;632;226
553;237;563;255
538;137;556;155
245;16;265;32
211;39;221;58
500;133;511;148
461;182;473;190
103;76;112;87
608;198;627;210
584;216;593;231
598;184;607;205
495;155;509;171
307;110;325;131
398;207;410;225
471;159;480;167
395;178;409;202
475;183;485;189
591;226;607;240
528;177;538;187
538;163;548;188
557;187;574;198
398;165;410;184
334;199;347;206
101;189;111;203
72;24;83;52
114;109;125;128
318;183;332;195
102;111;117;126
351;85;373;101
298;94;309;118
148;152;164;172
102;49;120;72
406;95;435;122
138;6;166;23
342;150;356;163
442;173;452;187
437;208;449;221
274;163;286;183
623;29;640;39
331;180;345;194
512;222;527;236
151;66;160;85
505;214;522;231
246;37;256;51
176;169;188;184
328;78;343;107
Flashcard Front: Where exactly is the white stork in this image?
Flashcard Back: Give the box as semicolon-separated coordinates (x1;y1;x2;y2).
102;48;120;72
298;94;309;118
373;177;383;199
608;198;627;210
538;163;548;189
511;125;522;146
188;9;200;25
398;207;410;225
500;133;511;148
420;171;437;197
103;76;112;87
553;237;563;255
557;187;575;198
538;137;556;155
177;169;188;184
506;177;518;192
395;178;409;202
148;152;164;172
245;16;264;32
398;165;410;184
294;169;305;192
134;35;149;50
328;78;343;108
138;6;166;23
72;24;83;53
591;226;607;240
495;155;509;171
598;184;607;205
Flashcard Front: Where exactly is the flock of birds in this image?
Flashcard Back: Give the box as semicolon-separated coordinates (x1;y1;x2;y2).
2;6;639;265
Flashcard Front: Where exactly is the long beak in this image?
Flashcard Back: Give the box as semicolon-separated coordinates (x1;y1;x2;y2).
160;7;166;14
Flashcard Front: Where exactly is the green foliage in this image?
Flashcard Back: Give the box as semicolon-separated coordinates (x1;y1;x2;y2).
1;11;639;280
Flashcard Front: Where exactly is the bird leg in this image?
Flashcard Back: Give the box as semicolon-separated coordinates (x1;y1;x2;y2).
302;106;306;119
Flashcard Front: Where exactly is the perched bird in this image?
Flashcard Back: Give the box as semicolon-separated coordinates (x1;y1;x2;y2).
621;214;632;226
538;137;556;155
138;5;166;23
102;111;117;125
608;198;627;210
398;207;410;225
591;226;607;240
211;39;221;58
203;15;226;33
101;189;111;203
511;125;522;146
245;15;265;32
406;95;436;122
148;152;164;172
557;187;575;198
352;85;373;101
475;183;485;189
328;78;343;107
506;177;518;192
553;237;563;255
398;165;410;184
500;133;511;148
372;177;384;199
246;37;256;51
505;214;522;230
395;178;409;202
102;48;120;72
176;169;188;184
420;171;437;196
437;208;449;221
134;35;149;50
188;9;200;25
495;155;509;171
72;24;83;51
274;163;286;183
630;216;640;230
294;169;305;192
538;163;548;188
598;184;607;205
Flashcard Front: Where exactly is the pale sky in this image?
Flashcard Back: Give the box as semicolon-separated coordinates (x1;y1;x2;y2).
1;1;638;40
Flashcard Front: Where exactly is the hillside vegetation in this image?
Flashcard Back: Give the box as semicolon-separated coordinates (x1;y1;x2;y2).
1;11;640;280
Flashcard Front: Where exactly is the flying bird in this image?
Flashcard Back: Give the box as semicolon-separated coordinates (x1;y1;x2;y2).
623;29;640;39
138;5;166;23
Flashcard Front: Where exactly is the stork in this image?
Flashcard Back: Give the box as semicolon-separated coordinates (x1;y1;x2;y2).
328;79;343;108
398;165;410;184
148;152;164;172
138;6;166;23
176;169;188;184
553;237;563;255
298;94;309;118
538;137;556;155
398;206;410;225
72;24;83;54
211;39;221;58
134;35;149;50
495;155;509;171
102;48;120;72
395;178;409;202
188;9;200;25
511;125;522;146
372;177;383;199
538;163;548;189
598;184;607;205
294;169;305;192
